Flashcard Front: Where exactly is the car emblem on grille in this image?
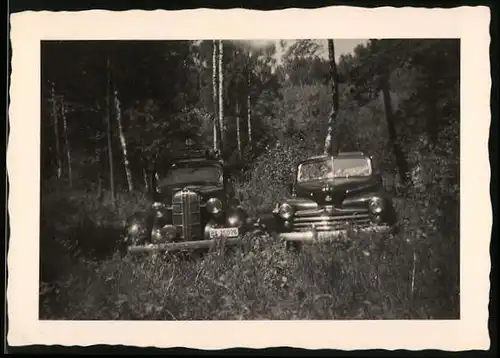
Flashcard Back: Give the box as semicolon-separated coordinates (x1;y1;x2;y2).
325;195;332;202
325;206;334;214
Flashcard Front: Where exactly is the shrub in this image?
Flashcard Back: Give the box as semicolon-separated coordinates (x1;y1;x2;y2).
235;136;317;216
40;187;149;282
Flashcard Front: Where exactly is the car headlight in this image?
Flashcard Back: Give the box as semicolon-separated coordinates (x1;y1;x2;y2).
151;227;162;242
278;203;295;220
369;197;384;214
207;197;223;215
152;201;165;210
124;216;147;245
127;223;141;235
227;208;245;227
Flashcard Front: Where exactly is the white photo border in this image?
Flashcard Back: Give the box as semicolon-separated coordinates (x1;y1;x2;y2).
7;6;492;351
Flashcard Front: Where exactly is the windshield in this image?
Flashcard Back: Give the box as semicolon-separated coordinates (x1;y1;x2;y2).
297;157;372;182
157;163;223;187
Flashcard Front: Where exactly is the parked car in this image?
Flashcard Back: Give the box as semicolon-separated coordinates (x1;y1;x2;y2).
271;151;398;246
121;149;253;255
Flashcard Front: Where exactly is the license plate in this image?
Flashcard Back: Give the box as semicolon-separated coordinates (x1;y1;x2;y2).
209;227;239;239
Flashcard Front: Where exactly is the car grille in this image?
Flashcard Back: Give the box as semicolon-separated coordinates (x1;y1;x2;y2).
172;188;202;240
292;206;371;232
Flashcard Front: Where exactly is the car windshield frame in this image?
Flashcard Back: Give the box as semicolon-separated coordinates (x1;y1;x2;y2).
297;156;372;183
156;161;224;187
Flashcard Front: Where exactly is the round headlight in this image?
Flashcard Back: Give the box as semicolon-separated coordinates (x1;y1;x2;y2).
152;201;165;210
227;209;245;227
207;197;223;215
278;203;295;220
151;228;162;243
369;197;384;214
127;223;141;235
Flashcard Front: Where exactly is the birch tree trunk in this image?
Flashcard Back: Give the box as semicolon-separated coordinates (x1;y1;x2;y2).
50;83;62;180
212;40;219;152
143;167;149;191
218;40;224;153
236;101;242;159
247;93;252;151
105;56;116;204
60;100;73;187
114;90;133;192
323;39;340;155
247;52;252;151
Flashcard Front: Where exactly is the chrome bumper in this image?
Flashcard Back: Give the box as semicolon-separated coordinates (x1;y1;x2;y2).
278;224;393;243
127;237;244;254
125;223;245;254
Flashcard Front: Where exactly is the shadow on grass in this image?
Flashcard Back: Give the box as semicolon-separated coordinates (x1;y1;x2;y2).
40;220;126;283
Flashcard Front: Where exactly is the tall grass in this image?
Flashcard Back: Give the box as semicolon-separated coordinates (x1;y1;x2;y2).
41;228;422;320
39;139;460;320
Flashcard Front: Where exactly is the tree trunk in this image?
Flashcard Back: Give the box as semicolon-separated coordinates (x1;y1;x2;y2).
380;77;410;187
323;39;340;155
218;40;224;154
247;93;252;151
212;40;219;152
247;53;252;152
96;147;104;200
236;101;242;159
50;83;62;180
60;100;73;187
114;90;133;192
96;171;102;200
105;56;116;204
143;167;149;191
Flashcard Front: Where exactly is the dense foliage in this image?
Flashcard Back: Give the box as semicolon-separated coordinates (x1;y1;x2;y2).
40;39;460;320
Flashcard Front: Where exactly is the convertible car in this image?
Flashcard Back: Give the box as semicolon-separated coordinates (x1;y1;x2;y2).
271;151;398;244
121;149;253;254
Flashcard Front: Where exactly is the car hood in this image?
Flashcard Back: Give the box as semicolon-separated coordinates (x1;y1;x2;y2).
293;177;380;206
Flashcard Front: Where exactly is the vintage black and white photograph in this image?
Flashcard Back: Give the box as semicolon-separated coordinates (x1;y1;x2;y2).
38;37;461;321
7;6;491;350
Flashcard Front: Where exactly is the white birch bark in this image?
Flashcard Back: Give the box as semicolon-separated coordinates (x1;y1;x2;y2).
247;69;252;149
143;167;149;191
114;90;133;192
236;101;241;158
247;51;253;149
323;39;339;155
212;40;219;152
218;40;224;152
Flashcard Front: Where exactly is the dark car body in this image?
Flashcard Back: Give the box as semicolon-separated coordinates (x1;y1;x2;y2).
122;150;252;254
271;152;398;243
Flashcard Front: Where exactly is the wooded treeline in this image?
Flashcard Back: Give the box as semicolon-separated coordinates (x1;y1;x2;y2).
41;39;459;200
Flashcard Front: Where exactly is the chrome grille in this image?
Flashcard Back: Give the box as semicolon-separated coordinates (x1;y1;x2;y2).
172;189;202;240
292;206;371;232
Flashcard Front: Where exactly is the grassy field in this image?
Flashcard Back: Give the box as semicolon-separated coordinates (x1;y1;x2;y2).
39;182;459;320
39;137;460;320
